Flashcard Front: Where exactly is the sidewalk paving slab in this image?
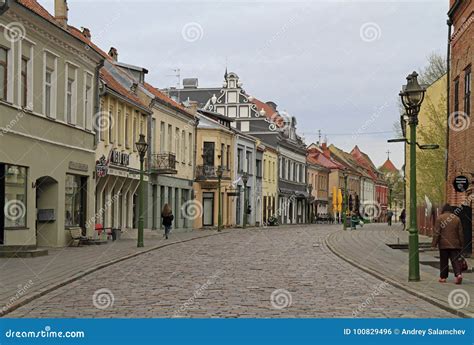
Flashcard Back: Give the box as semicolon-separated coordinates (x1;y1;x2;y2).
325;223;473;318
0;229;224;316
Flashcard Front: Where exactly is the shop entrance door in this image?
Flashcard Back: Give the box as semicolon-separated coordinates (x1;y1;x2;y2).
202;192;214;227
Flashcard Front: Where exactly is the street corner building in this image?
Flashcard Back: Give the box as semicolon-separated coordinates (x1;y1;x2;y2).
447;0;473;254
0;0;103;249
93;57;152;238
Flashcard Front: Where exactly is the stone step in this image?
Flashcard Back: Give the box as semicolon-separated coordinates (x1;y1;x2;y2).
0;246;48;258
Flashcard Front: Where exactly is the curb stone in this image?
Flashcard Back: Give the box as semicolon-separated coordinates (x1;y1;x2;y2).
324;232;472;319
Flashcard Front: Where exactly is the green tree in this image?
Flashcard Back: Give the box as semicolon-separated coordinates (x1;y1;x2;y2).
416;92;447;205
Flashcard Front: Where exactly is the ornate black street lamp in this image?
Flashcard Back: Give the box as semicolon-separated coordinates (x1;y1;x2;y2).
135;134;148;248
399;71;426;281
242;172;249;229
217;166;223;232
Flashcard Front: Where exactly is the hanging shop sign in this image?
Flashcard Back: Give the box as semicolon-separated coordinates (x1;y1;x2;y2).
96;155;108;178
453;175;470;193
110;150;130;167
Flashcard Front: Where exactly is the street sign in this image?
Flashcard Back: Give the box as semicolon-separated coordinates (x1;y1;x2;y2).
453;175;469;193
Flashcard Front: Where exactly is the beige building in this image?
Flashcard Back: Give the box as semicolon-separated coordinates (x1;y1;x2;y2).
262;145;278;224
193;110;236;229
0;0;103;248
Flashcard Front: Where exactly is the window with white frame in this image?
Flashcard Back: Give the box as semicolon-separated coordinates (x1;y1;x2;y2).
84;73;93;129
44;52;57;118
160;121;165;152
189;133;193;164
20;57;28;107
175;128;180;159
181;130;185;162
240;121;250;132
0;47;8;101
65;63;77;124
125;114;130;148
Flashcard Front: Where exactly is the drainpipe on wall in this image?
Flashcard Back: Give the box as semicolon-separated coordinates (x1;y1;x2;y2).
94;59;105;148
445;18;452;199
192;115;199;201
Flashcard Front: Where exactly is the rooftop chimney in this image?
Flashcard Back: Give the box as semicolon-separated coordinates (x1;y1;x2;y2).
81;27;91;40
108;47;118;62
266;101;278;111
185;100;199;115
183;78;199;89
54;0;68;29
321;142;331;159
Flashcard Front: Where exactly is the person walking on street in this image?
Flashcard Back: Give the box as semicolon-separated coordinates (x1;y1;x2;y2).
387;210;393;226
400;209;406;230
161;204;174;240
432;204;465;284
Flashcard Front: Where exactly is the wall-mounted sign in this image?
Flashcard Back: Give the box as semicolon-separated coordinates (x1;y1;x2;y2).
110;150;130;166
37;209;55;222
453;175;470;193
96;155;108;178
68;161;88;172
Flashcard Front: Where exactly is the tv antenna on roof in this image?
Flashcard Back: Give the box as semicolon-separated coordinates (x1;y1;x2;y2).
167;68;181;88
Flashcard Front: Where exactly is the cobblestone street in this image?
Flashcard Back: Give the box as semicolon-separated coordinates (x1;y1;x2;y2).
5;225;455;318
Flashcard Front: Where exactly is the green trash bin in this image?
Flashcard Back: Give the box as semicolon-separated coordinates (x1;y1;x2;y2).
351;216;358;230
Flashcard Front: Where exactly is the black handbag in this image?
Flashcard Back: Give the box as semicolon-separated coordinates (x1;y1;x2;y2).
459;256;468;272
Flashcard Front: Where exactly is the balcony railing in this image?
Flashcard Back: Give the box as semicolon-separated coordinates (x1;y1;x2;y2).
148;152;177;174
195;165;231;181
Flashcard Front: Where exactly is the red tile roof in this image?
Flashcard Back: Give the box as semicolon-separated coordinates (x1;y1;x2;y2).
251;97;287;129
380;158;398;173
100;69;148;110
307;148;344;170
17;0;103;56
143;83;194;119
18;0;57;24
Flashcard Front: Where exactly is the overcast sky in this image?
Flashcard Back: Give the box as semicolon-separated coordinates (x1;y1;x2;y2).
42;0;449;169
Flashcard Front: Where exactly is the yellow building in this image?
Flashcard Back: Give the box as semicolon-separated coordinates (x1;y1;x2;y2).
404;74;447;225
193;110;236;229
262;145;278;224
95;63;151;233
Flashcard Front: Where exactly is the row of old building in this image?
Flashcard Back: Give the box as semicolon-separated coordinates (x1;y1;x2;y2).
0;0;393;249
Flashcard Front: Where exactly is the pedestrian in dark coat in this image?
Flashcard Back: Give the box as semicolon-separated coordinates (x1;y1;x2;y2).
161;204;174;240
400;209;406;230
432;204;465;284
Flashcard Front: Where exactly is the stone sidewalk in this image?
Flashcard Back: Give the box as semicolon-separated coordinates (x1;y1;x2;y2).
325;223;473;318
0;228;224;316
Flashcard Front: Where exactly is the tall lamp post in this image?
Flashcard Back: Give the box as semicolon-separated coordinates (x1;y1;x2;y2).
399;71;426;282
242;172;249;229
342;172;348;230
135;134;148;248
217;166;223;232
308;184;313;224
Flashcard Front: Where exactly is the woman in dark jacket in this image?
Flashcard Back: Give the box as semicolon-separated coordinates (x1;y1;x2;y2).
161;204;174;240
432;204;465;284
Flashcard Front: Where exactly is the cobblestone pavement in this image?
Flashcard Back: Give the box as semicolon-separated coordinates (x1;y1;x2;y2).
327;223;473;317
5;225;455;318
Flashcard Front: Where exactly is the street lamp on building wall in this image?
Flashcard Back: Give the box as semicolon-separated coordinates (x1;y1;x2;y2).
217;166;223;232
242;172;249;229
135;134;148;248
398;71;426;282
342;172;348;230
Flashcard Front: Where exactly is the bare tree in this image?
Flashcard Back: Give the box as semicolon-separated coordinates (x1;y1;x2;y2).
418;52;447;85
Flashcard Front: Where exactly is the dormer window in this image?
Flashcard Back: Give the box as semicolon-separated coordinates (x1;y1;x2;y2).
229;79;235;88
